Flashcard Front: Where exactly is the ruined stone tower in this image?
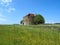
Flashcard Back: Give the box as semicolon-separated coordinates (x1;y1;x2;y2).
23;13;34;25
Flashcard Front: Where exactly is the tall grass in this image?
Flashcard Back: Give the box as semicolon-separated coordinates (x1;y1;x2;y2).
0;25;60;45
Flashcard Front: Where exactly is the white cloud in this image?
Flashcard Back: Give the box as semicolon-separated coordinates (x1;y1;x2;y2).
0;13;5;17
0;13;6;21
1;0;12;3
0;0;12;6
0;18;6;21
0;14;3;17
45;21;54;24
7;7;15;13
0;0;15;13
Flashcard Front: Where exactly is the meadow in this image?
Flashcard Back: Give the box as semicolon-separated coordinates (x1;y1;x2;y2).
0;24;60;45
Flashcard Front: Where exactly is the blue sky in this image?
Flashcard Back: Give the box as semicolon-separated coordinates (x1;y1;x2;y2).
0;0;60;24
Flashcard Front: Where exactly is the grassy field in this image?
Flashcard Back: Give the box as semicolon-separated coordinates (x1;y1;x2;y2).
0;24;60;45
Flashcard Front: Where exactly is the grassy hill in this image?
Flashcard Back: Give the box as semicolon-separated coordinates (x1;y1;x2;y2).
0;24;60;45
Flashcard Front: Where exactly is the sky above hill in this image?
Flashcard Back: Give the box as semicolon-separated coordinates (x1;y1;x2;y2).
0;0;60;24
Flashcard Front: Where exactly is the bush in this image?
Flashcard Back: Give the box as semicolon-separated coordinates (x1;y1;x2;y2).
34;14;45;25
20;20;23;24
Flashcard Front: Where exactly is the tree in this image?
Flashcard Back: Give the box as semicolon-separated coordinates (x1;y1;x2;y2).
20;20;23;24
34;14;45;24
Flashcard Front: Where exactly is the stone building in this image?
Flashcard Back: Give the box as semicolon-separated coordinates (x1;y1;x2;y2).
23;13;34;25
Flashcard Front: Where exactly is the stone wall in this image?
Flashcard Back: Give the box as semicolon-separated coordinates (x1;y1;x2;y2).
23;14;34;25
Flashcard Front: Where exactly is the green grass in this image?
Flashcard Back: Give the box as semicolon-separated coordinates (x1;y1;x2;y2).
0;24;60;45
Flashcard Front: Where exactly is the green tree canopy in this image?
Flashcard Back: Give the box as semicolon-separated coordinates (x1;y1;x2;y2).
20;20;23;24
34;14;45;24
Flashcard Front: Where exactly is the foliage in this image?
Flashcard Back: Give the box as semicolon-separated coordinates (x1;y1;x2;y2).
34;14;45;25
20;20;23;24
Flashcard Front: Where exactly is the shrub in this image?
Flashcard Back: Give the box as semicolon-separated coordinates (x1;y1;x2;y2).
34;14;45;25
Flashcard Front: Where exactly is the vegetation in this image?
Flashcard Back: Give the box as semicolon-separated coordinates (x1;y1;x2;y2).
20;20;23;24
0;24;60;45
34;14;45;24
20;14;45;25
